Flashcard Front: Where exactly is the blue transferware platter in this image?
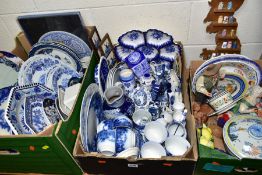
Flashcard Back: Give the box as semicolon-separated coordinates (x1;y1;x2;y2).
46;65;82;93
118;30;145;49
39;31;92;61
98;57;109;94
217;73;248;101
24;95;52;133
4;83;57;135
115;45;134;62
223;115;262;159
159;44;180;62
0;86;13;135
18;54;62;86
0;50;24;66
137;45;158;62
192;54;261;93
0;57;19;89
80;83;104;152
145;29;173;49
29;42;82;72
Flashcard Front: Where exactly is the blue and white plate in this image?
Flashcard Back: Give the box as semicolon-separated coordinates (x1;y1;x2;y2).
0;51;24;66
223;115;262;159
137;45;158;62
18;54;62;86
0;57;19;89
24;95;52;133
115;45;134;62
118;30;145;49
0;86;13;135
98;57;109;94
217;73;248;101
46;65;82;93
39;31;92;61
145;29;173;49
159;44;180;62
5;83;57;135
29;42;82;72
80;83;104;152
192;54;262;93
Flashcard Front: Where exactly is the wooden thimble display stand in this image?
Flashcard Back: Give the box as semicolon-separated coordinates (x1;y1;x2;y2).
201;0;245;60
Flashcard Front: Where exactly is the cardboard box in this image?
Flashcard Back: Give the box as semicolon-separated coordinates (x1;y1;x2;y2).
190;60;262;175
0;30;100;174
73;60;198;175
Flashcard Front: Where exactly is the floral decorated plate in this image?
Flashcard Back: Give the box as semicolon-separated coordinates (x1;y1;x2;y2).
137;45;158;62
39;31;92;61
115;45;134;62
0;57;19;89
5;83;56;135
0;50;24;66
159;44;180;62
223;115;262;159
29;42;82;72
118;30;145;49
145;29;173;49
80;83;104;152
0;86;13;135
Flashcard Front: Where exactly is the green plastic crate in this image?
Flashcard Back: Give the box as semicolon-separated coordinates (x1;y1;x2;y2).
0;52;99;174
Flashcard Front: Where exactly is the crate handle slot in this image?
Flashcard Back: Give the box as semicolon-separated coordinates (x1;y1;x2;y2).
234;167;258;173
0;149;20;155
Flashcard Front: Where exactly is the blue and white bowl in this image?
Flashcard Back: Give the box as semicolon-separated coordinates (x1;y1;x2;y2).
115;127;136;153
118;30;145;49
145;29;173;49
132;109;152;130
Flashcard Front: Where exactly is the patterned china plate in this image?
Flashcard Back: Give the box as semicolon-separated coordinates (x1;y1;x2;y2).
4;83;56;135
0;86;13;135
115;45;134;62
145;29;173;49
118;30;145;49
98;57;109;94
80;83;104;152
0;51;24;66
39;31;92;61
159;44;180;62
223;115;262;159
137;45;158;62
29;42;82;72
0;57;19;89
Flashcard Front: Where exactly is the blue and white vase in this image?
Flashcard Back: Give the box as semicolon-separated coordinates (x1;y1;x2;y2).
125;51;150;78
119;69;136;93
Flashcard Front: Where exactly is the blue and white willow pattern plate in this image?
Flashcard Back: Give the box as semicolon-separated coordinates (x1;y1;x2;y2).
0;86;13;135
29;42;82;72
39;31;92;61
145;29;173;49
118;30;145;49
137;45;159;62
5;83;57;135
115;45;134;62
0;57;19;89
80;83;104;152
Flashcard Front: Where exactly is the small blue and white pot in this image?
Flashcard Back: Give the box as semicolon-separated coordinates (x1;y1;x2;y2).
113;115;133;128
115;127;136;153
97;129;116;156
119;69;136;93
125;51;150;78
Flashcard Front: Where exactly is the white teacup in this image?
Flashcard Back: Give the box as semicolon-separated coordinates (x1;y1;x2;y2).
144;121;168;143
165;136;190;156
167;123;187;138
132;109;152;129
141;141;166;158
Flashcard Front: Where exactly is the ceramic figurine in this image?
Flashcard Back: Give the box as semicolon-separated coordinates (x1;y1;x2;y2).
227;41;232;48
195;64;224;103
227;1;233;10
223;16;229;24
221;29;227;37
140;73;154;88
230;29;235;37
229;16;234;23
218;15;224;23
218;2;224;10
231;85;262;117
232;41;238;49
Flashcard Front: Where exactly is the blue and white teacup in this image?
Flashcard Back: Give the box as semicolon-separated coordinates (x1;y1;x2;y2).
97;129;116;156
113;115;133;128
125;51;150;78
115;127;136;153
119;69;136;92
132;109;152;130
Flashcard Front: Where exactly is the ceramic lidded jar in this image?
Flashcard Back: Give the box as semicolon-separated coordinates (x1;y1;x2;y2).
125;51;150;78
119;68;136;92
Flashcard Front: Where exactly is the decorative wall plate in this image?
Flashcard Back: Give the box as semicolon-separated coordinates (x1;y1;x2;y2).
159;44;180;62
118;30;145;49
0;58;19;89
39;31;91;61
5;83;56;135
223;115;262;159
80;83;104;152
145;29;173;49
29;42;82;72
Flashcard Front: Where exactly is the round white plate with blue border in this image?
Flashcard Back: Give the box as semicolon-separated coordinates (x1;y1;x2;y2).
0;57;19;89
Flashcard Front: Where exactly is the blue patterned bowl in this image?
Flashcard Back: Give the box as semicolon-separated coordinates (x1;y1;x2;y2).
145;29;173;49
118;30;145;49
